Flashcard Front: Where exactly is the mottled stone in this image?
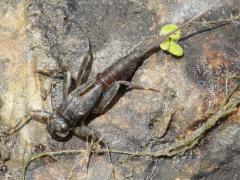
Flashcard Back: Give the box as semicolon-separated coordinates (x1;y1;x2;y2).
0;0;239;179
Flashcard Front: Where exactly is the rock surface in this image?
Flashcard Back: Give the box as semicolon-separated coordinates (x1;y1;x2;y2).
0;0;239;179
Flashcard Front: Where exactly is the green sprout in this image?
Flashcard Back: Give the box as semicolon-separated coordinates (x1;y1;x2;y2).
160;24;183;57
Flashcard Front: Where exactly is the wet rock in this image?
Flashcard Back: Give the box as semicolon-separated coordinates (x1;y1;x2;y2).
0;0;239;179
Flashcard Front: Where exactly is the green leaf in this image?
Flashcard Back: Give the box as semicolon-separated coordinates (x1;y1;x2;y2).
168;41;184;56
159;24;184;57
160;24;181;41
160;40;184;57
160;39;170;51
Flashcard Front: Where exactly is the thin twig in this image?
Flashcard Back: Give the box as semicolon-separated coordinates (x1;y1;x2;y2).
192;13;240;26
67;153;87;180
22;149;86;180
224;84;239;105
224;74;240;105
86;139;94;180
106;144;116;180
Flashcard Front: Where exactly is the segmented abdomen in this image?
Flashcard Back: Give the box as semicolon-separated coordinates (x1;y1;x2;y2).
97;36;161;90
96;54;140;90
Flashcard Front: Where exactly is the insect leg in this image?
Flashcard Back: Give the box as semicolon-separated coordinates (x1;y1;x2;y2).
63;38;93;98
76;38;93;87
117;81;159;92
31;110;51;124
63;71;76;99
94;81;159;114
93;81;121;114
4;110;51;141
73;125;103;144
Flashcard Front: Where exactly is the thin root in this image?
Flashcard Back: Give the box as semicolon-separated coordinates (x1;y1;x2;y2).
22;92;240;179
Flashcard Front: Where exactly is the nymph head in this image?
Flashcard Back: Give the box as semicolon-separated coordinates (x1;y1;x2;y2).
47;113;70;141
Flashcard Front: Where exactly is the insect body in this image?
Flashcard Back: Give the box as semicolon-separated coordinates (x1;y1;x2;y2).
5;9;212;142
31;20;188;141
32;35;165;141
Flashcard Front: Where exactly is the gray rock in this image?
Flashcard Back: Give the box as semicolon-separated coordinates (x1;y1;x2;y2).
0;0;239;179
